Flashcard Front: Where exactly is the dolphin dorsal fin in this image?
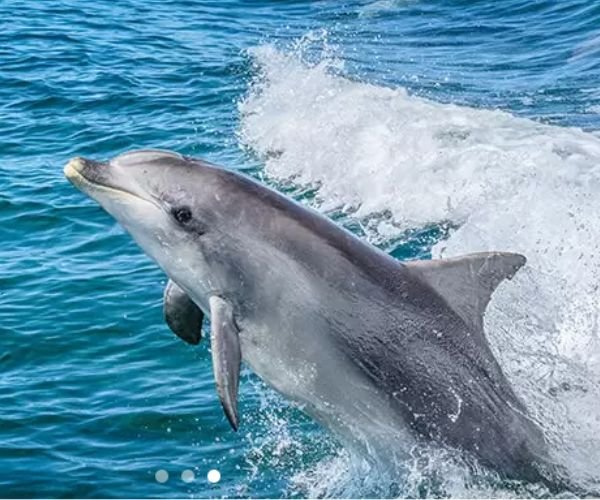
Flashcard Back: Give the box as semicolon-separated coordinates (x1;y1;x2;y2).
406;252;526;332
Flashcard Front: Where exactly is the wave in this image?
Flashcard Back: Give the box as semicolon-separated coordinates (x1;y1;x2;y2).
239;42;600;496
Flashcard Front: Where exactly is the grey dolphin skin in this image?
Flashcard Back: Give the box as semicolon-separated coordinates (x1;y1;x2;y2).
64;150;556;486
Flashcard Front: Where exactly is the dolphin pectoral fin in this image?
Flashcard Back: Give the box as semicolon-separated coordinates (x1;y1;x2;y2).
406;252;526;333
163;280;203;345
209;295;241;431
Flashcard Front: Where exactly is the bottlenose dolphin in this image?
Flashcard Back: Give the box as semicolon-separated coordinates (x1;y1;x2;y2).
64;149;553;484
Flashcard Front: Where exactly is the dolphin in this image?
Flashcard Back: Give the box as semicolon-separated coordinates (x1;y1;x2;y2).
64;149;554;485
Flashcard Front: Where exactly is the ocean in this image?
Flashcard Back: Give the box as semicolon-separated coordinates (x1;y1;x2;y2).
1;0;599;497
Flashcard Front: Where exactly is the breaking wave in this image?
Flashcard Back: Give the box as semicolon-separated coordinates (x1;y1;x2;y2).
239;42;600;496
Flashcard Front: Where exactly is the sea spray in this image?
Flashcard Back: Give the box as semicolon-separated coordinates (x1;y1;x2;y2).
240;42;600;493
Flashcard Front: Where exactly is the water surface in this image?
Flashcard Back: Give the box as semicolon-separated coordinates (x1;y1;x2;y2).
1;0;599;497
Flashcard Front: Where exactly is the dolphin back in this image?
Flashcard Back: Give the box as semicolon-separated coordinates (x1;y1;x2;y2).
342;250;555;482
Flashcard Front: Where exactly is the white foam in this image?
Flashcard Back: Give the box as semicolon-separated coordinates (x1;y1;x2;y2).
239;44;600;493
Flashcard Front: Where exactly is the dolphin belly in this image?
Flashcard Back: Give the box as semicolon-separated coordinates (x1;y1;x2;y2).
238;314;417;460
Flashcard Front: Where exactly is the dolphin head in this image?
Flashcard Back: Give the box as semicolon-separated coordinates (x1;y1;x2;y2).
64;149;239;303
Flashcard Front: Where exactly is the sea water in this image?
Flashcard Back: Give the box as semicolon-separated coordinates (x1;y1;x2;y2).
1;0;599;497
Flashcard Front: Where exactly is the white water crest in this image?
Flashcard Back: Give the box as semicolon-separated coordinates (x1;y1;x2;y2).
239;43;600;495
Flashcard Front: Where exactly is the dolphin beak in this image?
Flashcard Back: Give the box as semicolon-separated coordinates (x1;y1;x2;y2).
64;156;106;182
64;156;86;175
64;155;161;211
64;156;123;196
64;156;84;182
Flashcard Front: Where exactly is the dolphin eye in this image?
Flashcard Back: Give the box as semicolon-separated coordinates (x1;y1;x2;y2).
172;206;193;225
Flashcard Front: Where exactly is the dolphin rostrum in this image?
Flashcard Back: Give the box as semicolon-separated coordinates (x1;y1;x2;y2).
64;149;555;485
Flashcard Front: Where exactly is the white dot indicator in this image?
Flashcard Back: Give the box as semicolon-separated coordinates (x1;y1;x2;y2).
155;469;169;483
181;469;195;483
207;469;221;484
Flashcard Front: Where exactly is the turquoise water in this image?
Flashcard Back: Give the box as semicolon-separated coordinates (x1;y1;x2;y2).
2;0;600;497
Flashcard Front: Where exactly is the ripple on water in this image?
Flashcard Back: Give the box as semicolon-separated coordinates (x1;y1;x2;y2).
0;0;599;497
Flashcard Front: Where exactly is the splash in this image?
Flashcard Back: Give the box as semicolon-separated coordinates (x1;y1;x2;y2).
239;42;600;495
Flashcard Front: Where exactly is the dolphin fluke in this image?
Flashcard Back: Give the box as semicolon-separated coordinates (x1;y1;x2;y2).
406;251;526;333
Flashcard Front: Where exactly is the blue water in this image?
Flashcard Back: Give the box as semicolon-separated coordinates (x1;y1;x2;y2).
1;0;600;497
